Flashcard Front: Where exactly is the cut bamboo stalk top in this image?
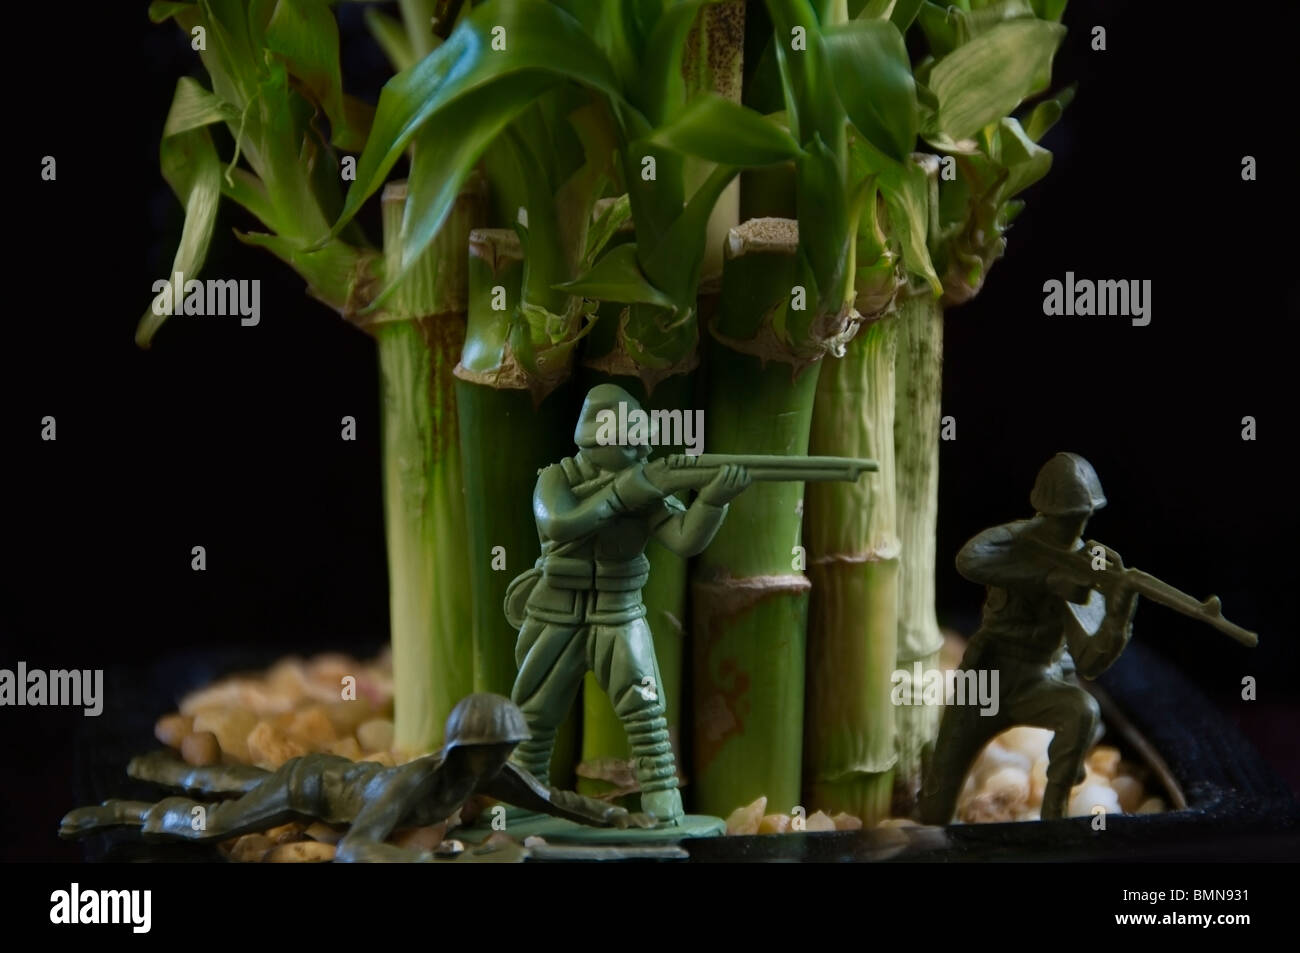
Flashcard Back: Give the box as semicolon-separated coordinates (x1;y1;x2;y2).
468;228;524;272
726;217;798;259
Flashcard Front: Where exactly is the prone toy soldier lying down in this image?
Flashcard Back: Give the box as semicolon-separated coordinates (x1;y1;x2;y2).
59;694;633;861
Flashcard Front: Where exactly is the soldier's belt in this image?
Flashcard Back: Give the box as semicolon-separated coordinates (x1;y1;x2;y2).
541;554;650;592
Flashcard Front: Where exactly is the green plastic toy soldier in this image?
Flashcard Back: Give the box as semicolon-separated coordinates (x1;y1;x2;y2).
60;694;633;861
504;384;876;825
918;453;1257;824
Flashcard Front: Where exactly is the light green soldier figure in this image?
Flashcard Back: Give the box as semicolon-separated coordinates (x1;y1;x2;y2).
504;385;750;825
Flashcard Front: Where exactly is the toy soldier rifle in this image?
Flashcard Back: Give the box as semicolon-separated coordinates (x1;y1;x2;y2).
1021;536;1259;648
569;453;879;497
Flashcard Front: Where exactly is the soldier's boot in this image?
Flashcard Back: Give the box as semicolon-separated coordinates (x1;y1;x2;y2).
625;709;682;824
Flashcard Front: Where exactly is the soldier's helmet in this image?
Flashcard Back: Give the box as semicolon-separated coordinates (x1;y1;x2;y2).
442;694;531;751
572;383;657;449
1030;452;1107;517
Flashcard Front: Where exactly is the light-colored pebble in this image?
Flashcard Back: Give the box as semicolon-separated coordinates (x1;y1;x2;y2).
725;796;767;835
357;718;395;753
305;822;343;845
997;726;1052;763
832;812;863;831
327;736;363;761
1137;797;1166;814
434;839;465;857
972;742;1031;788
181;731;221;766
1111;775;1143;814
1068;783;1121;818
264;841;335;863
287;706;336;748
757;813;791;834
227;834;274;863
393;825;448;852
327;700;375;734
361;750;397;768
192;707;257;762
264;822;306;844
265;658;310;706
1087;745;1122;779
805;810;836;832
154;713;192;749
246;720;308;770
1028;758;1048;808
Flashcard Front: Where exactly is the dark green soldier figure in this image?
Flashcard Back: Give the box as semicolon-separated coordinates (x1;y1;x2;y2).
918;453;1139;822
505;385;750;825
60;694;631;861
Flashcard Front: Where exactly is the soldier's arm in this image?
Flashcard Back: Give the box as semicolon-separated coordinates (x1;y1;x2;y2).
534;465;665;543
650;495;728;558
956;524;1058;591
1066;586;1139;679
478;763;631;828
335;763;444;863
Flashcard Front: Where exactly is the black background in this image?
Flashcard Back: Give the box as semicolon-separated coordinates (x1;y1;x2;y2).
3;1;1296;862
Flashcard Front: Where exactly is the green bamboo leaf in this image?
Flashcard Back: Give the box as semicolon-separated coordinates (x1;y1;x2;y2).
822;18;916;162
857;0;894;17
236;231;375;315
137;125;223;347
1022;82;1074;142
222;167;278;229
585;193;632;265
916;1;960;57
149;1;193;24
648;93;803;166
635;0;703;122
639;162;740;303
890;0;925;29
995;116;1051;201
374;73;549;309
958;0;1036;41
330;0;622;243
364;8;417;72
1029;0;1067;21
556;243;677;310
855;0;924;29
265;0;359;151
162;76;240;137
852;138;940;294
929;18;1065;141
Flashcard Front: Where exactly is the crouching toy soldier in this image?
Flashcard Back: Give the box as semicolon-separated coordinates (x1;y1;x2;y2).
504;385;752;825
918;453;1140;822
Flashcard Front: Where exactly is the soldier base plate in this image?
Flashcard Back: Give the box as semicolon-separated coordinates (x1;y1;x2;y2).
460;811;725;844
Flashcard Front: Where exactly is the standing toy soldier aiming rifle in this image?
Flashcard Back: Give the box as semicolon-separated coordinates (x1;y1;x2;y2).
504;384;876;825
918;453;1257;823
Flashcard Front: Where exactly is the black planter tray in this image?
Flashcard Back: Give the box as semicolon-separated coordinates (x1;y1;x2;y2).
73;640;1300;863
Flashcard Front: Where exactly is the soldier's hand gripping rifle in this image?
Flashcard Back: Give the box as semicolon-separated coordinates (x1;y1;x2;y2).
1023;536;1259;648
570;453;879;497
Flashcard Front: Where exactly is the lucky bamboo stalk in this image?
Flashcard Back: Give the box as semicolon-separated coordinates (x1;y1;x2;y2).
692;219;820;818
804;315;900;825
377;179;482;757
454;227;580;783
577;2;745;805
893;289;945;807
